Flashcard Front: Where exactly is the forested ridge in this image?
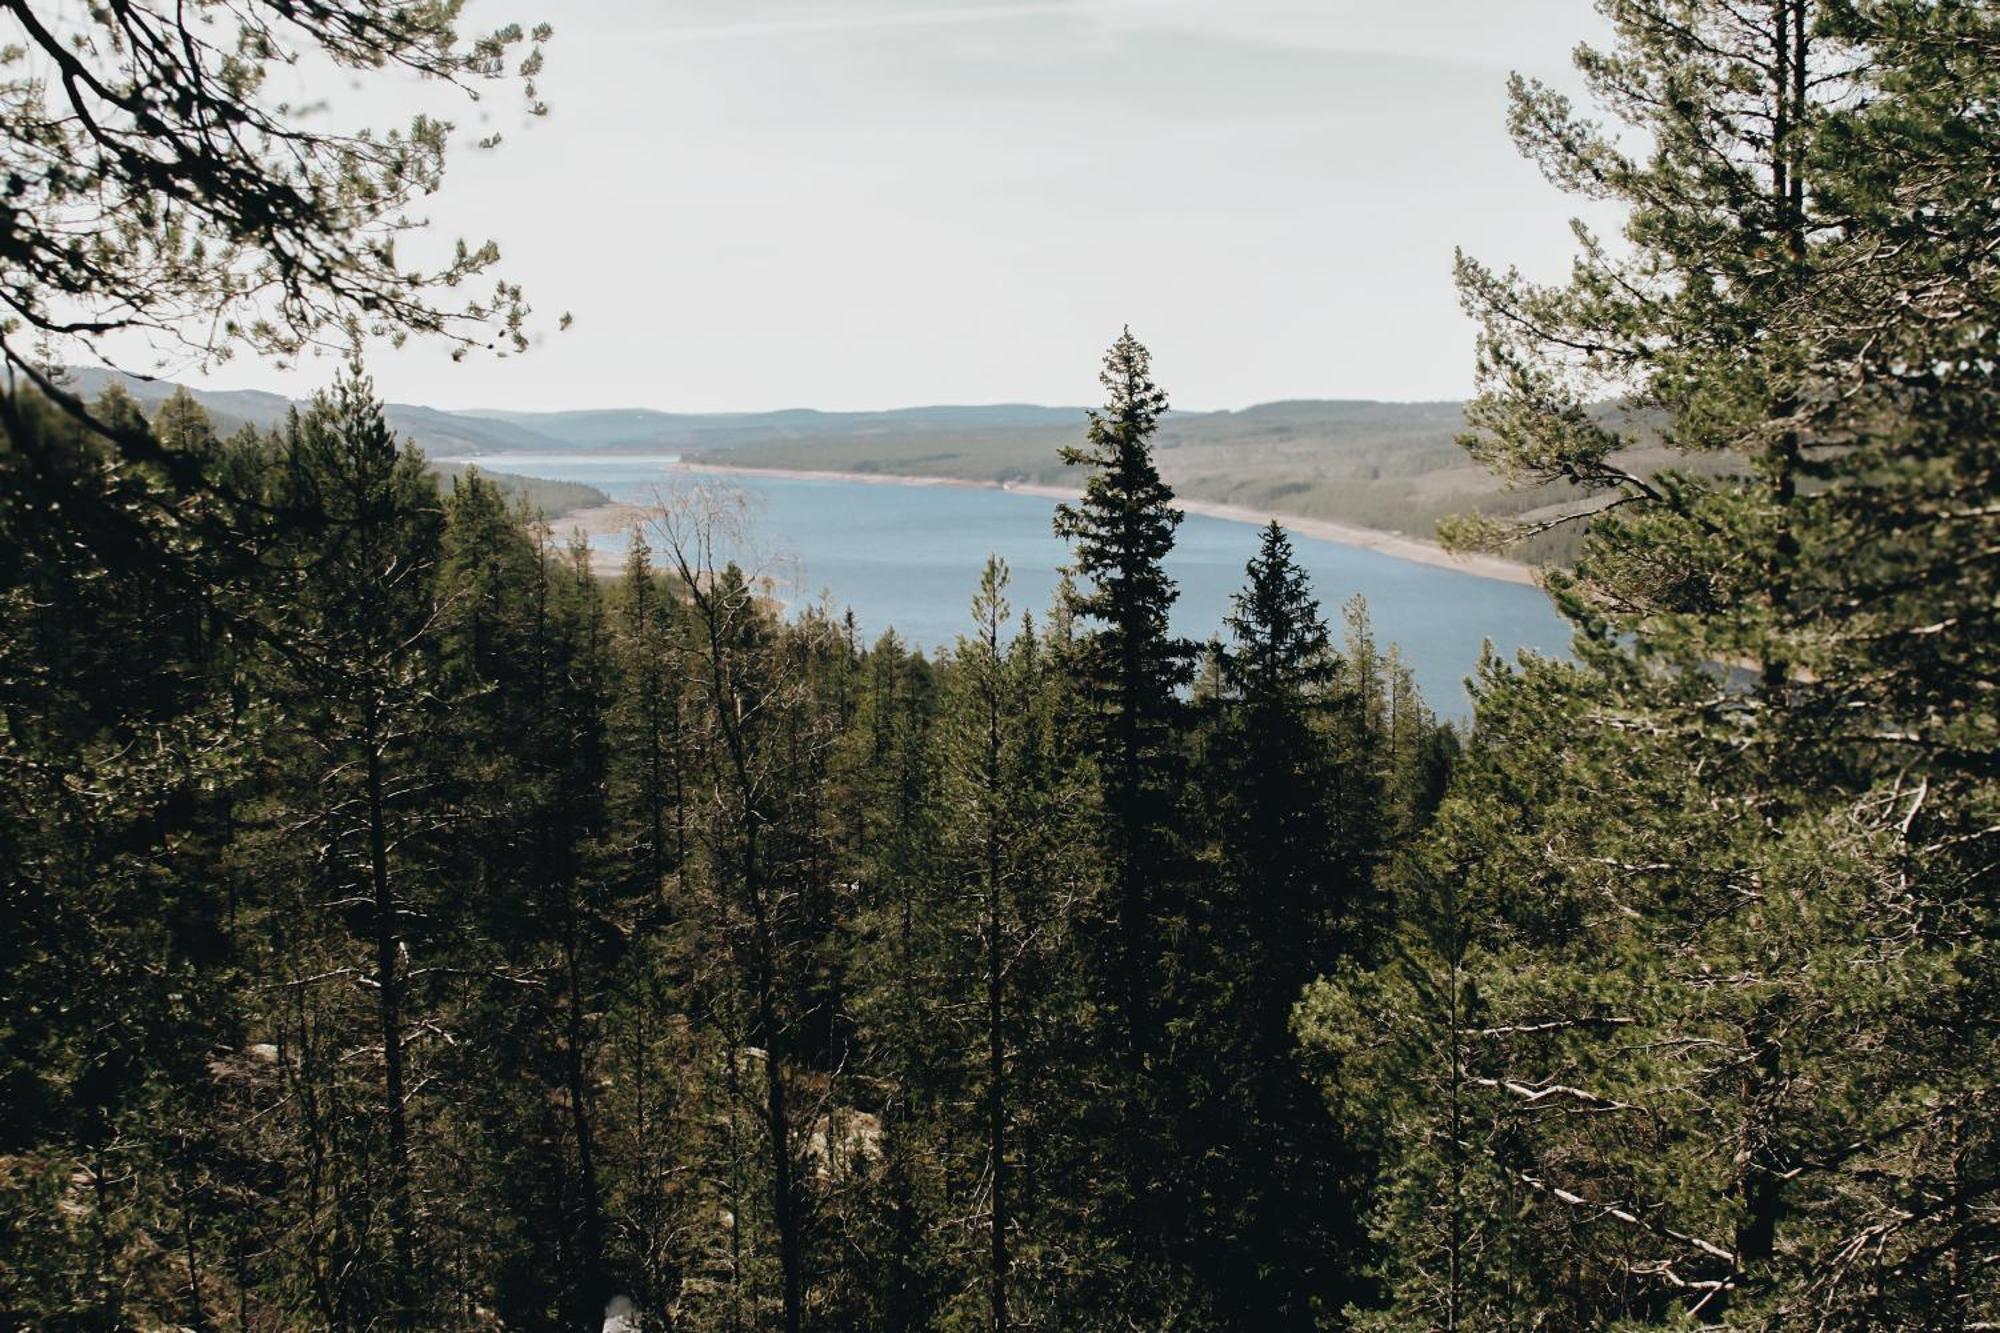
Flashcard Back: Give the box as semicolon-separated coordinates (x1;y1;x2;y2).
3;1;1998;1330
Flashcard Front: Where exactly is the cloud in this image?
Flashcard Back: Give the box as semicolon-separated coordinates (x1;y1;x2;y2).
630;2;1073;46
1075;0;1590;72
623;0;1590;75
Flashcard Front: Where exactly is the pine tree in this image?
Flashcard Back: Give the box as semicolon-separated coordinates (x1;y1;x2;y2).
534;531;617;1323
255;369;451;1329
609;528;690;902
929;558;1039;1332
1314;2;2000;1325
1221;523;1359;975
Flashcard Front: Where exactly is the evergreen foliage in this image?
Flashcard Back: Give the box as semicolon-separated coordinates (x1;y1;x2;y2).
1299;2;2000;1327
3;2;1997;1329
0;365;1441;1329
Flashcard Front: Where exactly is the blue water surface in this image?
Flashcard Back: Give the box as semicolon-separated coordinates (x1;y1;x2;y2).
456;454;1572;719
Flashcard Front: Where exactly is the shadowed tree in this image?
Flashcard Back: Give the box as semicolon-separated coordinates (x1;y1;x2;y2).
1052;328;1199;1319
257;369;450;1328
1195;523;1381;1326
1052;329;1191;1064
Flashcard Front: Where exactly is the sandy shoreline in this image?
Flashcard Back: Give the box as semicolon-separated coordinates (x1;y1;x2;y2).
554;461;1541;587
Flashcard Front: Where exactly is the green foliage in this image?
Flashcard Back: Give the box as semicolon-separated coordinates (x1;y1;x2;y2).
1053;327;1194;1053
6;3;1997;1324
428;461;610;521
0;331;1455;1330
1;3;550;384
1304;2;2000;1328
0;387;253;1328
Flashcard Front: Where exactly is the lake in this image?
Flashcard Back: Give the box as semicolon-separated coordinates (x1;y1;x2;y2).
453;453;1573;719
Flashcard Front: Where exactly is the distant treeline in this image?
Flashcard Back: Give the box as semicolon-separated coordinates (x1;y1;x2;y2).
56;367;610;520
694;400;1697;569
427;459;609;519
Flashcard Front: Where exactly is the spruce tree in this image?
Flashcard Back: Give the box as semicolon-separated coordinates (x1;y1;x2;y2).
1198;523;1378;1326
609;528;690;899
1052;328;1190;1060
1052;328;1201;1320
932;558;1038;1332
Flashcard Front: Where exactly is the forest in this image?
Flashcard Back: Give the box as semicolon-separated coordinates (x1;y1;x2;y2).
2;1;1997;1330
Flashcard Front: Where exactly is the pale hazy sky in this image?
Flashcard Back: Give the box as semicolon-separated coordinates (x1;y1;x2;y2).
187;0;1613;412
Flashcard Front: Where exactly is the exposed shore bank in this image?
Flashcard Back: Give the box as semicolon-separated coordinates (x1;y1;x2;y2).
554;461;1542;588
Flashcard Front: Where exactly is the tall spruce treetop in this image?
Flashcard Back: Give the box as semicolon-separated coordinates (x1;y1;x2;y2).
1203;521;1377;1328
1053;330;1192;949
1220;524;1350;941
1050;328;1197;1318
1053;328;1192;741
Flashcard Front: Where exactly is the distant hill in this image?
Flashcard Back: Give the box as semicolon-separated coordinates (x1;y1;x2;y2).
63;366;570;456
462;404;1086;452
58;366;1677;564
426;461;609;519
689;398;1578;558
61;368;1089;457
59;367;608;518
685;398;1696;567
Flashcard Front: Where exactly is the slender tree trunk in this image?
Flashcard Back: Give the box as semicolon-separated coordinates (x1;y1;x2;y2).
179;1134;207;1331
1446;889;1465;1333
673;704;689;870
648;688;667;891
1764;0;1809;691
986;829;1009;1333
984;661;1010;1333
292;990;338;1328
91;1147;115;1326
365;716;416;1329
563;919;608;1317
738;888;803;1333
724;993;747;1333
1734;1005;1784;1267
748;843;805;1333
1116;647;1152;1067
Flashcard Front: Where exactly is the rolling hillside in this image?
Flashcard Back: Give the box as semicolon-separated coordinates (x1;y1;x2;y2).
61;368;609;517
59;366;1664;561
462;403;1083;452
681;399;1639;566
63;367;568;456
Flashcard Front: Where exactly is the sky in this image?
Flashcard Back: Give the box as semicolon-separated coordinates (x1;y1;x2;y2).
180;0;1615;413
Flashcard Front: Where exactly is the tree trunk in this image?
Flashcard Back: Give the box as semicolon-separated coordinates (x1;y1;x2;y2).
747;842;805;1333
985;671;1010;1333
365;720;417;1329
563;920;607;1320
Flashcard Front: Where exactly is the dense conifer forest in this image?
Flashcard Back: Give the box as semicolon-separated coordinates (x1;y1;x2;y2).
2;1;1997;1330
